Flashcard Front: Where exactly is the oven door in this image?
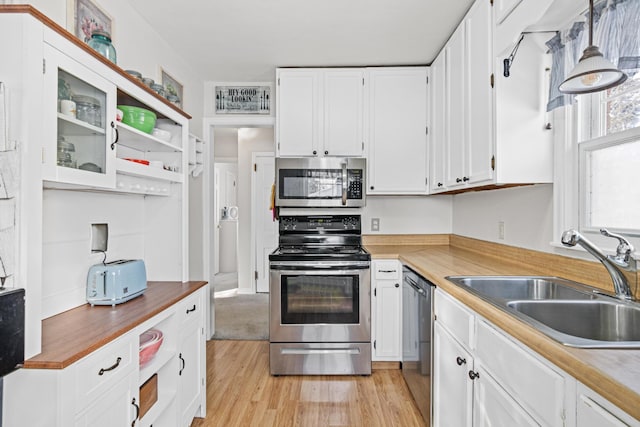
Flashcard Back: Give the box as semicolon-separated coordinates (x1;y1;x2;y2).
269;261;371;343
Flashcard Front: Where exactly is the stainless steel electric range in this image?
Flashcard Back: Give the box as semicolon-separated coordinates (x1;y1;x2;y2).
269;214;371;375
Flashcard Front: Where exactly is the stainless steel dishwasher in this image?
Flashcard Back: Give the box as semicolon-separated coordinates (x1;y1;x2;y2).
402;266;435;425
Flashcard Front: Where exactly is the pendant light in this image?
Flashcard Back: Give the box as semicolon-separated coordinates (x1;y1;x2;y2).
559;0;627;94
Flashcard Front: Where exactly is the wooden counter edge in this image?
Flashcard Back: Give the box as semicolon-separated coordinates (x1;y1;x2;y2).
24;281;208;370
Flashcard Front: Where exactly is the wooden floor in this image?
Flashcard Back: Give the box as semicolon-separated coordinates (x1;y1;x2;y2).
190;340;427;427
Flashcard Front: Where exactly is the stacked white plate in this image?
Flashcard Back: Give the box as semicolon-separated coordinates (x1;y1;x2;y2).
139;328;164;368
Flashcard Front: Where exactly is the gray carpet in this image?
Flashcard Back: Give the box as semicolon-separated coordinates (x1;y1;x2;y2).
212;293;269;340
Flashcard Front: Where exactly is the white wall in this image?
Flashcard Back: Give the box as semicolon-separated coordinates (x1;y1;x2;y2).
363;195;453;234
214;128;239;159
237;128;274;292
452;184;554;252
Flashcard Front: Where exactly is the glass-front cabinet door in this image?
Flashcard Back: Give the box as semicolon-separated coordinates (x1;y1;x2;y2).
43;44;116;188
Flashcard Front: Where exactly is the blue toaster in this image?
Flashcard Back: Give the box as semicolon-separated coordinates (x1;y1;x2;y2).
86;259;147;306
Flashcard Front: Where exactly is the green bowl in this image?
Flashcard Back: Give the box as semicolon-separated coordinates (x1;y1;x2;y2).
118;105;157;134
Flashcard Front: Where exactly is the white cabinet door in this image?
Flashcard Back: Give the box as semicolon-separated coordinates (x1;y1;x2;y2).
372;280;402;360
577;383;639;427
433;322;473;427
178;323;204;427
472;363;538;427
445;26;466;189
75;375;138;427
430;50;447;193
323;69;364;157
43;44;117;188
465;0;494;186
493;0;524;24
276;69;321;157
366;67;428;194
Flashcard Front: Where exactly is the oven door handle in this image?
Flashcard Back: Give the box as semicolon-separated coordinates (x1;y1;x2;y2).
341;162;348;206
271;263;370;271
280;347;361;355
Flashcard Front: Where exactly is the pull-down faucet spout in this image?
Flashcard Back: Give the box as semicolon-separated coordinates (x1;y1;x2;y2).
561;229;636;301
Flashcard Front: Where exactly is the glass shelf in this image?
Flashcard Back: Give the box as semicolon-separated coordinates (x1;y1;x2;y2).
57;113;106;136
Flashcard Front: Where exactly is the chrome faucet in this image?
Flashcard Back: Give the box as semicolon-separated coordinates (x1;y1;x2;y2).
561;228;636;300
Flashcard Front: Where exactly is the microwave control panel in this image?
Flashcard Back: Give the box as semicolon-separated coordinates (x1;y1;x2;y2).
347;170;363;199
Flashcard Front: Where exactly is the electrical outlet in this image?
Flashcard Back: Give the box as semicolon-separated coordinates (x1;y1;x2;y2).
498;221;505;240
91;223;108;252
371;218;380;232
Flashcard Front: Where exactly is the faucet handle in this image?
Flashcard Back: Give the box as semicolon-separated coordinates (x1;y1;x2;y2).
600;228;634;259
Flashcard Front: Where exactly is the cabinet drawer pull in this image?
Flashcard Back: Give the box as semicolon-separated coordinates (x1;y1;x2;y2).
179;352;185;376
456;177;463;183
110;121;119;150
186;304;196;314
98;356;122;375
468;370;480;380
456;356;466;366
131;397;139;426
463;176;470;182
378;269;397;273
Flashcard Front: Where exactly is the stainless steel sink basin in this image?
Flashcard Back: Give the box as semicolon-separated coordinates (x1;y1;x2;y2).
447;276;596;301
506;300;640;347
445;275;640;348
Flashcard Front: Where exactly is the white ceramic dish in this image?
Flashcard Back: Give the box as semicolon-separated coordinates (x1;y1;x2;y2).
152;128;172;142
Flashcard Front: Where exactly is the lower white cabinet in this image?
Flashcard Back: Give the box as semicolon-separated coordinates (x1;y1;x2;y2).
434;288;639;427
4;286;207;427
371;260;402;361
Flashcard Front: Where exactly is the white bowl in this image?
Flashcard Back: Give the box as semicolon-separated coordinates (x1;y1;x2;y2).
152;128;172;142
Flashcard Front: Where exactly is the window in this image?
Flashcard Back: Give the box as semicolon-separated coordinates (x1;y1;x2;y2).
576;73;640;239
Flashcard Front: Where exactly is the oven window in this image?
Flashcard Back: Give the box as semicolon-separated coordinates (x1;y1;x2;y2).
280;169;343;199
280;275;359;324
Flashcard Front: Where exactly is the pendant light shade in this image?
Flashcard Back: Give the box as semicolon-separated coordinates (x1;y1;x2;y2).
558;0;627;94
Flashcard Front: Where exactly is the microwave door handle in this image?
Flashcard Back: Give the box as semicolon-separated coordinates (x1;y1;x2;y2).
341;163;347;206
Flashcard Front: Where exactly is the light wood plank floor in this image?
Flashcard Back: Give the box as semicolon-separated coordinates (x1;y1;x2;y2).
191;340;428;427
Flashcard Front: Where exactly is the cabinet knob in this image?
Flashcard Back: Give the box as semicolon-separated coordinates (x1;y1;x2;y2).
312;150;317;155
456;178;462;183
468;370;480;380
395;283;399;288
463;176;470;182
437;182;443;187
324;150;328;155
456;356;466;366
370;186;374;190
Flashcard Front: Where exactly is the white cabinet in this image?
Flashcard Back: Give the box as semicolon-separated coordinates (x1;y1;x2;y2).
43;43;117;188
576;383;640;427
74;375;138;427
431;0;554;194
371;260;402;361
276;68;364;157
178;289;206;426
433;289;571;426
366;67;428;194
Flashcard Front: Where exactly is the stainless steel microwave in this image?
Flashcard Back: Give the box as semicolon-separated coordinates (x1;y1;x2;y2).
275;157;365;208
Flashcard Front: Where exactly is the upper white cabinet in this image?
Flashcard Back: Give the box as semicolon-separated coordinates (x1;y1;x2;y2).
366;67;428;195
43;44;117;188
276;68;364;157
431;0;553;194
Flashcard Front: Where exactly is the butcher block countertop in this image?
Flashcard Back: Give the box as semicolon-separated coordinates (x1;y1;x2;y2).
364;234;640;420
25;281;208;370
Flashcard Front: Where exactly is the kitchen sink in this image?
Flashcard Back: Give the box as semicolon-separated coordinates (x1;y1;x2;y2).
445;275;640;348
507;300;640;347
447;276;596;301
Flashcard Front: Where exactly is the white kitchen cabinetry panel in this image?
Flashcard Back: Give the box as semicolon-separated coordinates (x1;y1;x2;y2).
74;374;138;427
493;0;523;25
276;68;364;157
366;67;428;194
433;288;572;426
576;383;639;427
43;44;117;189
444;26;467;190
429;50;447;192
371;260;402;361
276;69;320;156
323;69;364;156
433;322;473;427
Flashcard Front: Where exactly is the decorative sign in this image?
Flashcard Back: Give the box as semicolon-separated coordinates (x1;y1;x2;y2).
215;86;271;114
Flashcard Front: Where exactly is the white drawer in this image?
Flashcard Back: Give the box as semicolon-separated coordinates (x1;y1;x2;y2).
476;319;567;427
434;289;474;350
75;333;136;410
373;260;401;280
180;288;204;325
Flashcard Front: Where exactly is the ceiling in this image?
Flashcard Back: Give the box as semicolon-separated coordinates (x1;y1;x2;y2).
130;0;476;82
